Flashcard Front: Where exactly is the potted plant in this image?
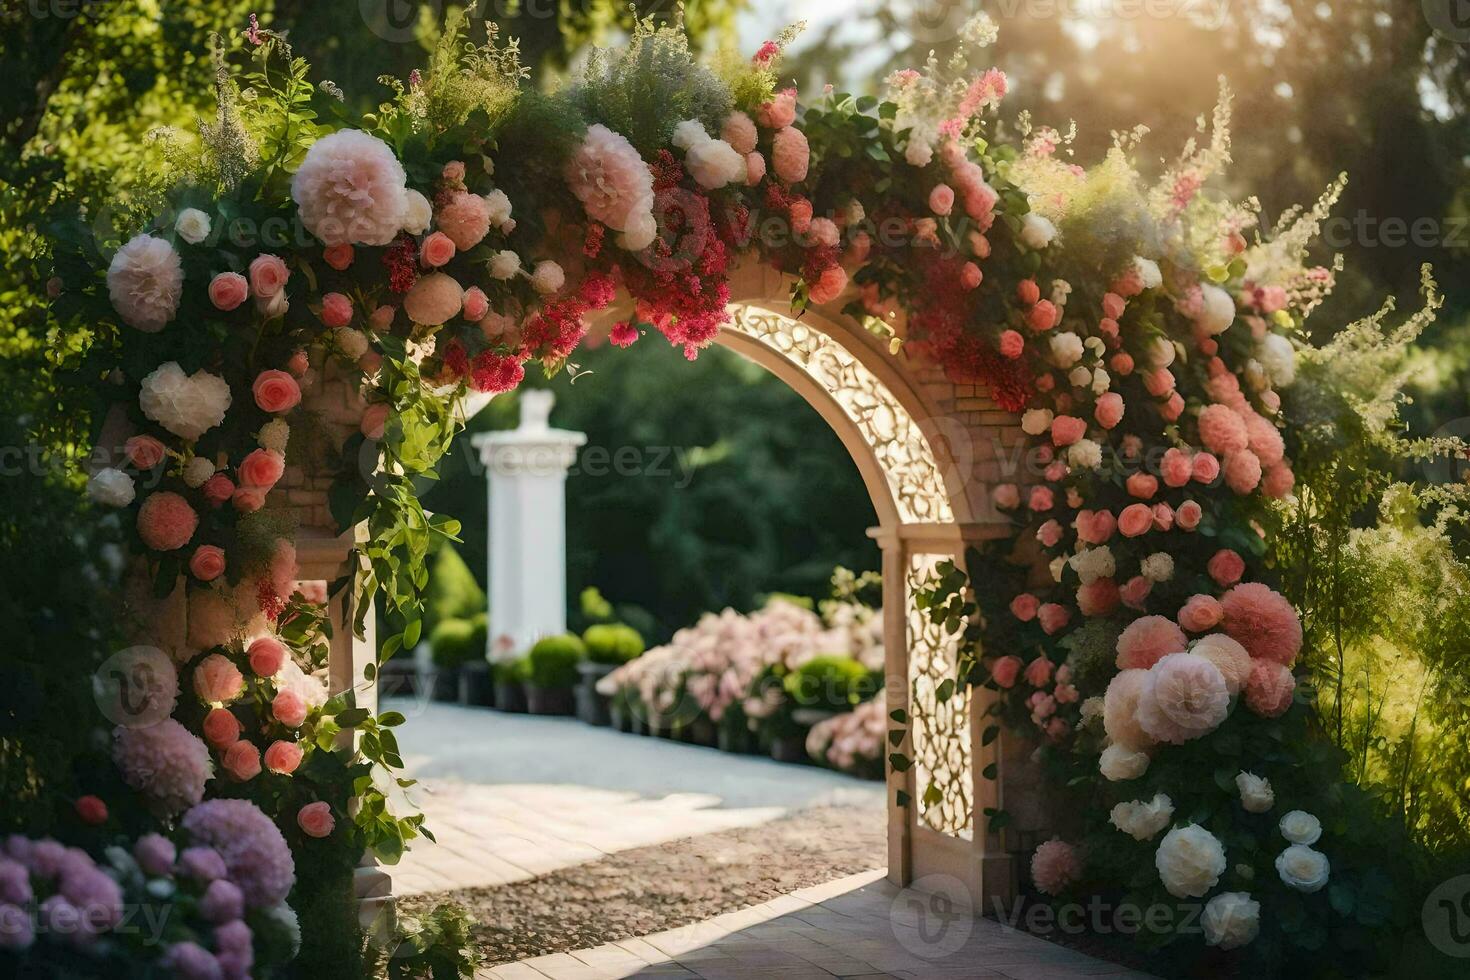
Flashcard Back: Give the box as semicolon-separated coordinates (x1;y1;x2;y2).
767;655;881;764
492;656;530;712
429;615;485;702
576;623;645;726
525;633;585;715
457;614;493;706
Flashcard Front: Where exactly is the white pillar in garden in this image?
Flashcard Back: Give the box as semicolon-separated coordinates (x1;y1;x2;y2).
471;390;585;657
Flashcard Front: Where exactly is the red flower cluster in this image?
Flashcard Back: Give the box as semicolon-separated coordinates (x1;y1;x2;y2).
469;351;526;393
908;259;1030;411
617;187;732;358
382;234;418;294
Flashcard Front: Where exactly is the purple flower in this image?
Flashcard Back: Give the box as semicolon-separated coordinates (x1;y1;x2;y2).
199;880;244;924
179;847;227;883
0;859;31;905
134;833;177;878
0;903;35;950
163;940;223;980
180;800;294;909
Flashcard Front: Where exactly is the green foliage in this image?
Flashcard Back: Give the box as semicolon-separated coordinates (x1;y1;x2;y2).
373;901;483;980
582;623;646;666
492;657;530;686
527;633;586;689
429;614;487;669
426;546;486;635
783;655;880;711
579;586;615;624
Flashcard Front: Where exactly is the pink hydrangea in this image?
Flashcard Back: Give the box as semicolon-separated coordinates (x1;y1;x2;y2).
137;491;198;552
1178;595;1224;633
1031;839;1080;895
1224;450;1263;494
133;833;176;877
291;129;408;246
436;191;492;251
162;941;221;980
1220;583;1302;666
113;720;211;817
181;799;295;908
1116;616;1187;670
403;272;463;326
772;126;810;183
1244;659;1295;717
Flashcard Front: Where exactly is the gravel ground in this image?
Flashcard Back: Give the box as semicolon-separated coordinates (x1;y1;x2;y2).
398;802;887;965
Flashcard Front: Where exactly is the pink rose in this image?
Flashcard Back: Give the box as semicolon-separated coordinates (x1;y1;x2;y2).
189;545;226;582
990;656;1023;689
1111;352;1134;375
247;254;290;298
253;370;301;414
1191;452;1221;485
231;486;267;513
202;707;241;748
1010;594;1040;622
208;272;250;311
298;802;335;838
272;690;308;729
125;434;167;470
999;330;1024;358
1038;603;1071;635
1178;595;1224;633
1027;300;1058;332
420;231;457;268
1207;549;1246;587
1016;279;1040;306
1077;578;1120;616
193;653;244;704
1024;657;1055;687
1102;292;1126;320
264;740;303;775
1160;448;1192;488
1118;504;1153;538
1161;392;1185;421
1126;473;1158;500
247;637;286;677
287;350;310;376
222;741;261;782
1151;503;1174;532
1037;520;1062;547
1119;575;1152;610
1050;415;1086;447
1176;500;1203;530
360;403;390;440
1244;660;1295;718
1028;486;1054;512
991;483;1020;510
323;244;354;271
202;474;235;507
238;449;285;490
1094;393;1124;429
1075;509;1116;545
928;183;955;216
462;286;489;322
320;292;353;328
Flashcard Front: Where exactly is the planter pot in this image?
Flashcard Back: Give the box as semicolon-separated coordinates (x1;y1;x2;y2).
458;662;494;706
377;659;418;699
688;717;717;747
430;666;460;702
576;662;616;726
609;701;631;732
769;733;809;765
494;680;527;713
526;685;575;716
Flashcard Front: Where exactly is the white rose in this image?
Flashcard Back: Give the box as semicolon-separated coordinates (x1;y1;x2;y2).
1140;553;1174;583
1155;824;1226;898
489;250;521;280
1257;332;1296;387
845;200;866;225
1049;332;1083;368
1068;366;1091;389
258;419;290;453
531;260;565;295
256;289;288;319
686;139;746;190
1110;793;1174;841
1279;810;1321;845
400;189;432;235
334;327;369;360
1067;439;1102;471
1236;772;1274;814
1098;742;1149;781
483;189;512;227
1020;213;1057;250
1021;409;1053;436
671;119;710;150
139;362;231;442
182;457;215;488
1275;844;1330;893
174;208;212;245
1198;283;1236;335
87;468;135;507
1202;892;1259;950
1151;336;1176;368
1051;278;1072;307
1049;556;1066;583
1091;367;1111;395
1133;256;1163;290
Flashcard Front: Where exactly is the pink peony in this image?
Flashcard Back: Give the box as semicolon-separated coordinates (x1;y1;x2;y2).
208;272;249;312
1192;634;1253;695
403;272;463;326
772;126;810;183
721;111;758;154
247;254;289;298
1207;549;1245;587
1178;595;1224;633
181;798;295;907
137;492;198;552
1119;575;1152;610
1031;839;1080;895
113;720;211;816
435;191;491;251
1176;500;1203;530
238;449;284;489
1095;393;1125;429
272;690;308;729
1220;583;1302;665
1137;653;1230;743
1103;669;1156;750
323;244;354;270
1078;578;1120;616
564;124;655;240
1160;448;1192;487
247;637;286;677
1244;660;1295;717
1038;603;1071;635
290;129;408;246
202;707;240;748
1118;503;1153;538
298;802;336;839
263;740;303;775
252;370;300;414
1224;450;1263;494
1198;404;1249;454
1050;415;1086;447
1116;615;1188;670
189;545;226;582
193;654;244;704
221;741;261;782
1010;594;1040;621
990;655;1023;688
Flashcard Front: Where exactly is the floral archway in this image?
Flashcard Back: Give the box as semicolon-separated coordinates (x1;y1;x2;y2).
18;9;1442;979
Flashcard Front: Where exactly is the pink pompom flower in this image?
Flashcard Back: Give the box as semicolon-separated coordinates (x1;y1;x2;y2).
1221;583;1302;666
772;127;810;183
1116;615;1188;670
1031;839;1080;895
137;491;198;552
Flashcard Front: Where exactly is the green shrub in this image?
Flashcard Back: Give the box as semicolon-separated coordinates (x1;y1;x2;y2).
582;623;645;665
426;546;485;635
429;613;486;668
527;633;586;689
492;657;530;686
783;655;881;712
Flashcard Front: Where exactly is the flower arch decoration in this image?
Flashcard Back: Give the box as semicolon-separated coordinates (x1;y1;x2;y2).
39;10;1408;978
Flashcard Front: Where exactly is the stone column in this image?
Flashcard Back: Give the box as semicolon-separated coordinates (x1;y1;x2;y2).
470;391;586;656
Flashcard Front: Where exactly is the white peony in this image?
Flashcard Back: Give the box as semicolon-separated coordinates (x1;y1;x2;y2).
483;189;512;228
1202;892;1260;950
107;234;183;332
672;120;710;150
88;468;136;507
334;327;369;360
182;457;215;488
258;419;290;453
1155;824;1227;898
489;250;521;280
1140;553;1174;582
1197;283;1237;335
531;260;565;295
1110;793;1174;841
1236;772;1274;814
1133;256;1163;290
1021;408;1054;436
1068;366;1092;389
1257;332;1296;388
1049;332;1084;368
400;190;432;235
1098;742;1150;781
174;208;212;245
1275;844;1330;893
139;362;232;442
1068;439;1102;470
686;138;746;190
291;129;409;246
1091;367;1111;395
1279;810;1322;845
1020;213;1057;250
1068;546;1115;585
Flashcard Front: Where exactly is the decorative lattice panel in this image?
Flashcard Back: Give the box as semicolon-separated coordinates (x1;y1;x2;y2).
727;307;954;525
907;553;973;838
